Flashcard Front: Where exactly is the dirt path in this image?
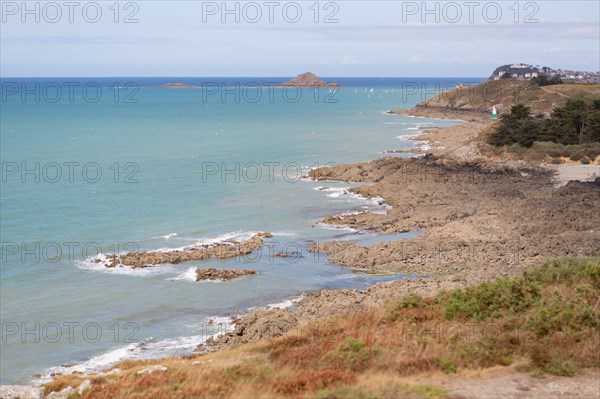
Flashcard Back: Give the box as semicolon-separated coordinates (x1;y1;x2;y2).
440;368;600;399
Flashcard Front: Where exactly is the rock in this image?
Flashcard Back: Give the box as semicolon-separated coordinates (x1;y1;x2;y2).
78;380;91;395
105;368;121;375
45;386;74;399
196;268;257;281
0;385;43;399
135;365;167;375
281;72;339;88
275;251;301;258
101;232;272;268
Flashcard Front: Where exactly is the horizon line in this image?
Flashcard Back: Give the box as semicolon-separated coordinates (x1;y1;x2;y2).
0;75;488;79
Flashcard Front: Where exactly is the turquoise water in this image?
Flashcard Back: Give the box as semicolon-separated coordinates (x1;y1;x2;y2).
0;77;478;383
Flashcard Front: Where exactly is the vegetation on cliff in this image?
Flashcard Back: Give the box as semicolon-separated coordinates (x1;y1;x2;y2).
488;99;600;147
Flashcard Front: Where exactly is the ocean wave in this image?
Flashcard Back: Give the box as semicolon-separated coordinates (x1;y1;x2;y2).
314;186;390;216
36;316;235;384
77;256;178;277
168;267;197;282
152;233;178;240
247;293;306;312
396;133;421;139
313;222;358;232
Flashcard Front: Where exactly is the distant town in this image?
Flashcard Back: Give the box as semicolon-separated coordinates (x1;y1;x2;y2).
490;63;600;83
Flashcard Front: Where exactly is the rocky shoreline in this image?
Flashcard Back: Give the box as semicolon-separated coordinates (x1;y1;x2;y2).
197;153;598;353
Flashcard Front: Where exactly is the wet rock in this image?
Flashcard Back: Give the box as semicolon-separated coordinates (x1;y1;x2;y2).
196;268;257;281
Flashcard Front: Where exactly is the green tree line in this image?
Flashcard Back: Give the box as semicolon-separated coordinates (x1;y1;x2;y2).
488;98;600;147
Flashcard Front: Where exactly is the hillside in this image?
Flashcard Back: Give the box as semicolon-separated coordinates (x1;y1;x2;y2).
391;80;600;121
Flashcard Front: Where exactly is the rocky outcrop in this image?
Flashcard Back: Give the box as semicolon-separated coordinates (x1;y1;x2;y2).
306;241;354;254
306;156;599;282
281;72;339;88
97;232;272;268
195;268;257;281
0;385;43;399
200;277;463;352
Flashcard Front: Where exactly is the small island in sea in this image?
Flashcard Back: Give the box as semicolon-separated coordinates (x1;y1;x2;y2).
156;82;200;89
281;72;340;88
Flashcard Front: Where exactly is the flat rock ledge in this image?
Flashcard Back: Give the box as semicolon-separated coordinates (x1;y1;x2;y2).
196;268;257;281
95;232;272;268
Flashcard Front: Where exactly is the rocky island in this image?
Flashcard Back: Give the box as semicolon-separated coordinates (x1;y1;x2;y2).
281;72;340;88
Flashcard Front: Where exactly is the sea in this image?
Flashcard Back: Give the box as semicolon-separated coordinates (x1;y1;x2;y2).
0;77;482;384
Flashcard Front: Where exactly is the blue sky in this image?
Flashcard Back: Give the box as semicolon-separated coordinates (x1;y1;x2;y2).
1;1;599;76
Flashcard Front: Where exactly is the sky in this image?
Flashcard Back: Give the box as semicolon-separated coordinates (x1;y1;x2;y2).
1;0;599;77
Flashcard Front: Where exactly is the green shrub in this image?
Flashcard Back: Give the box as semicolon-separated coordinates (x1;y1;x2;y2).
316;386;376;399
531;141;565;158
569;151;584;161
404;385;448;399
508;143;527;155
435;357;457;374
441;276;540;321
581;156;591;164
323;337;380;372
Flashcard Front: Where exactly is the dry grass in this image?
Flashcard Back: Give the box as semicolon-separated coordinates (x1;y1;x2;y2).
46;258;600;398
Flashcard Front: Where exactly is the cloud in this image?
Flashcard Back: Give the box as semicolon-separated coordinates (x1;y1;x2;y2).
217;20;600;42
341;55;370;65
409;54;426;64
1;35;179;45
544;47;561;53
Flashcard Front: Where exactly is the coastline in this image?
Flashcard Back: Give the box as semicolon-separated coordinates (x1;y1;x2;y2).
10;97;600;398
198;104;599;353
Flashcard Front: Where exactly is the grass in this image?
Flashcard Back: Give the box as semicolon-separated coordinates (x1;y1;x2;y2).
46;258;600;398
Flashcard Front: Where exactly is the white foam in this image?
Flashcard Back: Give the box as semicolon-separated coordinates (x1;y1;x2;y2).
266;293;306;309
415;141;432;151
314;186;390;216
153;233;178;240
271;231;297;237
247;293;306;312
37;316;236;384
314;222;358;232
77;256;177;277
169;267;197;282
396;133;421;139
192;230;260;247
